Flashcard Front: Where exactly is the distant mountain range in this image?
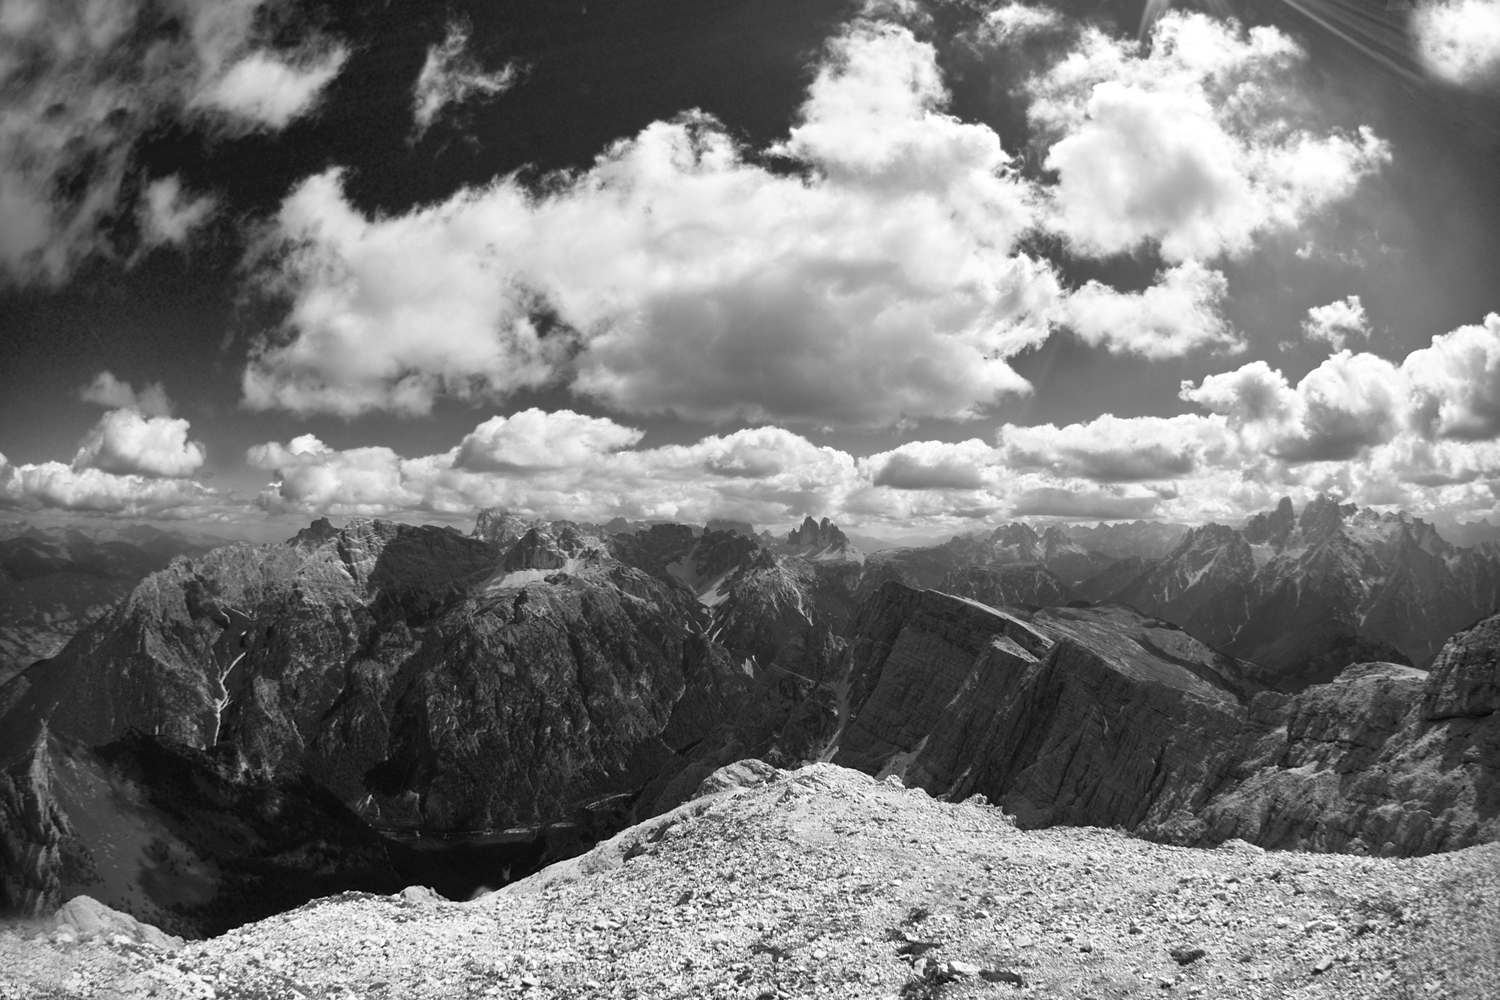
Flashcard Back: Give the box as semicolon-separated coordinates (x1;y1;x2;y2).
1;500;1496;935
0;523;227;686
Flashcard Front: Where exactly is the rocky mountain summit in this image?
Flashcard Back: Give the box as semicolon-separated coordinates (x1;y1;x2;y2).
0;503;1497;947
2;763;1495;1000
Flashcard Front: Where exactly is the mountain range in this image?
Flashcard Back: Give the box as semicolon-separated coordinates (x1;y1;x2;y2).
0;523;227;687
0;498;1496;937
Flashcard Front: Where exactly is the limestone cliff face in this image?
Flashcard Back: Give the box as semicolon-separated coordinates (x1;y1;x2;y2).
827;583;1499;856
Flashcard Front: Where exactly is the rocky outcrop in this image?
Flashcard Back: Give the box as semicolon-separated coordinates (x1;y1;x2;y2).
0;730;69;916
53;895;183;951
1189;661;1498;854
1423;613;1500;719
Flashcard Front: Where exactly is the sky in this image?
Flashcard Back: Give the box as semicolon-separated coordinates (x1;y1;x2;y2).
3;0;1500;542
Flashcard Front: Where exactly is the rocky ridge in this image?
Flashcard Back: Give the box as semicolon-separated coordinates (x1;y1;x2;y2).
1;762;1495;1000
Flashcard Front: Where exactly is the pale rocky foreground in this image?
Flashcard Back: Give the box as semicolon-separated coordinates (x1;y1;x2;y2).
2;763;1496;1000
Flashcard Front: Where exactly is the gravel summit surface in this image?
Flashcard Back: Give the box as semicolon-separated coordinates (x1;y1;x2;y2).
2;763;1496;1000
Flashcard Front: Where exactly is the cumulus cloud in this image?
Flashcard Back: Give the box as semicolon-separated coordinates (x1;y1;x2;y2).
1059;261;1238;358
248;417;864;524
72;409;207;478
244;20;1058;426
976;3;1065;44
195;46;348;131
998;414;1224;481
411;20;521;138
0;456;220;517
866;440;996;490
78;371;174;417
1411;0;1500;88
1028;13;1389;261
453;409;643;472
0;0;347;285
1404;313;1500;439
1301;295;1369;351
1181;316;1500;461
1181;352;1404;462
137;175;216;250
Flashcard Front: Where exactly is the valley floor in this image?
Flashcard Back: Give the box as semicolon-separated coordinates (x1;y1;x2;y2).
1;763;1495;1000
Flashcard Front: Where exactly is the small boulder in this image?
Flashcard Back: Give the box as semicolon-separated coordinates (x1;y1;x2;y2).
693;760;783;799
53;896;181;952
399;885;443;905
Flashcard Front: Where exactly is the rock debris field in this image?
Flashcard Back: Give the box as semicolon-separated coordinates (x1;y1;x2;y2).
2;763;1496;999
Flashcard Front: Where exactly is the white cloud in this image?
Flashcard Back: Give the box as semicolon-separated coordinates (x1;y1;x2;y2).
1404;313;1500;439
999;413;1227;481
138;175;216;249
0;0;347;285
248;417;865;525
78;371;173;417
1301;295;1369;351
1412;0;1500;88
1181;352;1405;462
1181;317;1500;461
865;439;997;490
196;46;348;131
1029;13;1389;261
1059;260;1238;358
453;409;643;471
234;308;1500;535
244;20;1059;427
72;409;207;478
977;3;1064;43
411;20;520;138
0;454;219;518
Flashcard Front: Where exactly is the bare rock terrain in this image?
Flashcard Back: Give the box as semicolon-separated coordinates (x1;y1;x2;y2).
1;763;1495;1000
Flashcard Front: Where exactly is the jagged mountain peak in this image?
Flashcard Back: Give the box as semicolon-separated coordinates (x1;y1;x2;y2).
472;509;550;549
780;516;861;564
990;521;1041;546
